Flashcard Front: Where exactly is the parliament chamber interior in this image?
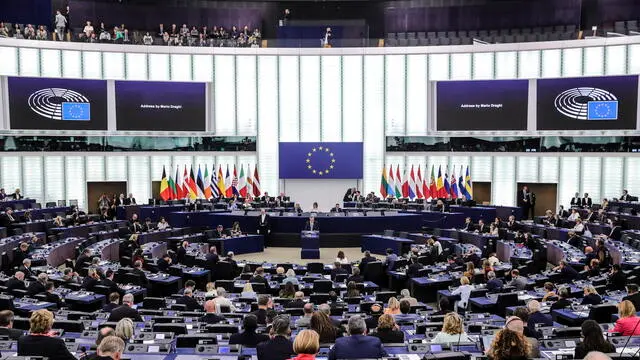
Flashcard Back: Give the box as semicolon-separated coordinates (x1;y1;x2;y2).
3;0;640;360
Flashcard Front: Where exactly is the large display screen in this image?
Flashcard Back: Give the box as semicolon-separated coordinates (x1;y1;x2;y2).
436;80;529;131
115;81;206;131
537;75;638;130
8;77;108;130
279;142;363;179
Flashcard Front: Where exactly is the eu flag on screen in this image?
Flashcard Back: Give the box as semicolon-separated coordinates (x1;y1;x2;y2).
61;102;90;121
587;101;618;120
279;142;363;179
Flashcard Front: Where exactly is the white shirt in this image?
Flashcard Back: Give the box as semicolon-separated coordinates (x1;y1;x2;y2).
433;241;443;256
572;223;585;232
488;255;500;266
451;284;472;308
430;331;471;344
568;212;580;221
335;257;349;264
83;25;94;36
157;221;169;230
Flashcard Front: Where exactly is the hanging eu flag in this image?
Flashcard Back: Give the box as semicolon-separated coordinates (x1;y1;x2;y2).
61;102;91;121
279;142;363;179
587;101;618;120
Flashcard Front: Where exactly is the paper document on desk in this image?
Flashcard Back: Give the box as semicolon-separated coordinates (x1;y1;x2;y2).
398;355;421;360
518;294;535;301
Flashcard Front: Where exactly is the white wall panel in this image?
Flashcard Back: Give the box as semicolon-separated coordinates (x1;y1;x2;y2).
517;156;538;183
214;55;236;135
236;55;258;136
583;47;604;76
541;49;561;78
258;56;278;194
300;56;321;142
385;55;406;135
40;49;61;78
128;156;150;203
406;55;428;135
602;157;623;200
471;156;492;182
148;54;169;81
19;48;40;77
629;44;640;74
605;45;627;75
22;156;43;205
559;157;580;207
450;53;471;80
495;51;517;79
61;50;81;78
321;56;342;141
363;55;385;194
85;156;105;181
342;56;363;142
518;50;540;78
170;54;191;81
625;158;640;197
65;156;86;210
125;53;148;80
429;54;449;80
0;47;18;76
278;56;300;141
492;156;515;205
103;52;125;80
192;55;213;81
562;48;583;77
472;52;494;79
82;51;102;79
1;157;21;194
44;156;64;204
539;156;559;183
106;156;127;181
581;157;601;202
151;156;173;181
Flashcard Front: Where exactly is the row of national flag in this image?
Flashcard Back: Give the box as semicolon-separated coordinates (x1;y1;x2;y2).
380;164;473;200
160;164;261;201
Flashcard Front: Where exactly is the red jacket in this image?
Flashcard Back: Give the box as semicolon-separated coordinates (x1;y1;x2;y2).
291;354;316;360
611;316;640;335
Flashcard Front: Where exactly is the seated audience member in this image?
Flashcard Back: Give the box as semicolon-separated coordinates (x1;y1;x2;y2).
567;231;584;249
84;326;115;360
82;268;101;291
487;328;530;360
103;293;120;312
359;250;376;271
295;303;314;328
347;267;363;283
432;297;451;316
336;250;349;264
229;314;269;347
372;314;404;343
486;271;503;292
250;267;270;288
176;288;202;311
257;315;294;360
96;335;125;360
331;262;348;280
554;260;579;283
461;217;474;232
199;300;225;324
157;253;172;272
476;219;489;233
108;293;142;322
608;264;626;290
115;318;134;342
272;267;286;282
568;208;580;221
17;310;76;360
204;282;217;299
394;299;419;323
230;221;242;236
179;280;196;295
430;312;471;343
310;311;338;343
541;282;557;301
213;288;237;312
526;300;552;331
279;282;296;299
623;284;640;310
574;320;616;359
345;281;360;298
365;303;384;329
406;256;422;278
328;315;387;360
399;289;418;306
384;248;398;268
584;258;601;278
504;316;540;358
241;283;257;299
61;268;79;283
44;282;63;309
550;287;572;311
6;271;26;291
27;273;48;296
581;285;602;305
157;216;170;230
610;300;640;335
572;219;585;234
252;295;272;324
100;269;119;295
0;310;23;340
213;224;228;238
512;307;539;340
18;258;33;277
291;329;320;360
451;276;472;312
283;268;299;285
383;297;400;315
287;291;306;308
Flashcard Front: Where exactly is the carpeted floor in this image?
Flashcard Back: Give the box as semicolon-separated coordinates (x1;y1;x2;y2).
233;247;385;264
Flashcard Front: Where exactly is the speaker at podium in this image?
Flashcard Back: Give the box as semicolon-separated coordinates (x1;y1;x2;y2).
301;230;320;259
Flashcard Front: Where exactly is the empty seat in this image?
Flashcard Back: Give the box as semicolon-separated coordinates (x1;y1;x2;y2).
503;35;515;43
525;34;538;42
398;38;408;46
478;30;488;37
408;38;418;46
427;31;436;38
385;38;397;47
566;24;577;32
406;32;416;39
467;30;479;38
450;37;461;45
417;31;426;39
510;28;520;35
446;31;456;37
397;32;407;39
515;34;526;42
386;33;396;39
418;38;429;46
428;38;440;46
489;29;499;36
457;30;468;37
436;31;446;37
439;37;451;45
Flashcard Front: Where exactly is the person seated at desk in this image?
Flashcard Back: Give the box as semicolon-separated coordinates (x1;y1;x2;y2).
568;208;580;221
524;232;537;250
125;193;136;205
119;234;139;259
156;216;170;230
6;271;26;292
383;248;398;268
0;310;24;340
508;269;527;291
257;315;295;360
53;215;65;227
599;218;622;241
206;246;219;269
176;240;189;264
476;219;490;233
581;285;602;305
295;304;314;328
115;193;125;206
75;248;93;273
250;267;270;288
610;300;640;335
504;315;541;358
20;210;32;223
328;315;387;360
130;260;149;288
176;288;202;311
371;314;404;343
156;253;172;272
82;268;101;291
142;217;154;232
103;292;120;312
620;189;631;201
486;271;503;292
570;192;582;207
229;221;242;236
241;283;257;299
406;256;422;278
607;264;626;291
502;215;518;231
287;291;306;308
108;293;142;322
0;188;6;201
18;258;34;278
283;268;299;285
43;282;62;309
212;224;228;239
394;299;419;323
489;223;499;236
128;213;143;233
583;208;596;223
430;312;472;343
251;295;272;324
359;250;376;271
0;207;16;228
553;260;579;283
229;314;269;347
179;280;196;295
557;205;569;219
213;288;237;313
13;242;31;267
550;287;572;310
279;282;296;299
462;250;480;267
572;219;585;235
623;284;640;311
304;216;319;231
198;300;224;324
461;217;475;232
292;203;303;214
428;237;443;259
463;262;480;283
450;276;472;313
574;320;616;359
345;281;360;297
335;250;349;264
60;267;79;284
17;309;76;360
583;258;601;278
331;262;348;280
567;231;584;249
526;300;552;331
10;188;22;200
330;203;343;213
541;282;557;302
27;273;47;296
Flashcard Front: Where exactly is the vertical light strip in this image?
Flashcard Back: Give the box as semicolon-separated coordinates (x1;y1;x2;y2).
492;156;516;206
450;53;472;80
214;55;236;135
1;156;22;196
258;56;279;194
518;50;540;78
321;55;342;141
82;51;102;79
541;49;561;78
236;55;258;136
363;55;384;194
125;53;148;80
605;45;627;75
562;48;583;77
602;157;623;200
385;55;406;135
103;52;125;80
583;47;605;76
300;55;321;142
0;47;18;76
19;48;40;77
22;155;43;205
495;52;517;79
40;49;61;78
559;157;580;207
128;155;151;204
192;55;214;82
342;56;363;142
44;156;65;205
472;52;494;79
170;54;192;81
406;54;428;135
429;54;450;81
65;156;86;210
278;56;300;141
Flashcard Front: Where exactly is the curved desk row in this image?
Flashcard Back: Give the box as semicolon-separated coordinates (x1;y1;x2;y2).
31;237;85;267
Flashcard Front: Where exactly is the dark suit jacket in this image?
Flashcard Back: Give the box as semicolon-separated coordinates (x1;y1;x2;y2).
82;277;99;291
581;293;602;305
199;313;225;324
328;335;388;360
359;256;375;271
103;302;119;312
45;292;63;308
371;329;404;343
205;253;219;269
229;330;270;347
176;295;202;311
365;315;381;329
0;213;16;228
582;198;592;207
505;221;519;232
257;214;271;233
256;336;294;360
461;222;475;232
304;221;320;231
477;224;489;233
75;255;91;272
249;275;269;288
251;308;268;324
406;263;422;278
213;229;228;238
528;311;553;329
330;268;348;280
623;293;640;311
550;298;572;310
18;266;33;278
17;334;76;360
157;258;170;272
131;268;149;288
5;277;26;291
517;191;532;207
347;274;364;283
608;271;627;290
570;197;582;207
27;281;45;296
176;247;187;263
0;326;23;340
107;304;143;322
99;278;119;295
486;278;503;292
286;299;306;308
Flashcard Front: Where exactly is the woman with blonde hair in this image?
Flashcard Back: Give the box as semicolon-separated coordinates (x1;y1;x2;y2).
291;329;320;360
581;285;602;305
17;309;76;360
451;276;472;313
610;300;640;335
371;314;404;343
115;318;134;341
486;328;530;360
241;283;257;299
283;268;299;285
205;282;217;298
430;312;471;343
383;297;400;315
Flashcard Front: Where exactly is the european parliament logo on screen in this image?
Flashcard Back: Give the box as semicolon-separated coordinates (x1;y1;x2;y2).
554;87;618;121
27;87;91;121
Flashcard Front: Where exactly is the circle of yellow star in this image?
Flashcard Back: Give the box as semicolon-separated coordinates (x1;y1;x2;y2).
305;146;336;177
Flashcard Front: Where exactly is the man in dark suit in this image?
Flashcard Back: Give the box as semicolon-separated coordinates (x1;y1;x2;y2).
570;192;582;207
251;295;272;325
517;185;533;220
461;217;475;232
476;219;489;233
100;269;120;295
620;190;631;201
328;315;388;360
359;251;376;272
176;241;189;264
257;209;271;238
608;264;626;290
0;208;16;228
406;256;422;278
555;260;578;283
257;315;294;360
18;259;34;278
156;253;172;272
5;272;26;292
75;249;93;272
124;193;136;205
584;209;596;223
199;300;225;324
0;310;23;340
582;193;592;208
286;292;306;308
103;292;120;312
557;205;569;219
27;273;48;296
108;293;142;322
130;260;149;289
82;268;101;291
229;314;269;346
225;252;238;270
304;216;319;231
129;213;143;233
567;232;584;250
330;262;348;280
212;225;228;238
347;267;364;283
250;267;269;288
623;284;640;311
526;300;553;332
364;304;383;329
205;246;219;270
504;215;519;232
486;271;503;292
330;203;342;213
44;282;63;309
176;289;202;311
